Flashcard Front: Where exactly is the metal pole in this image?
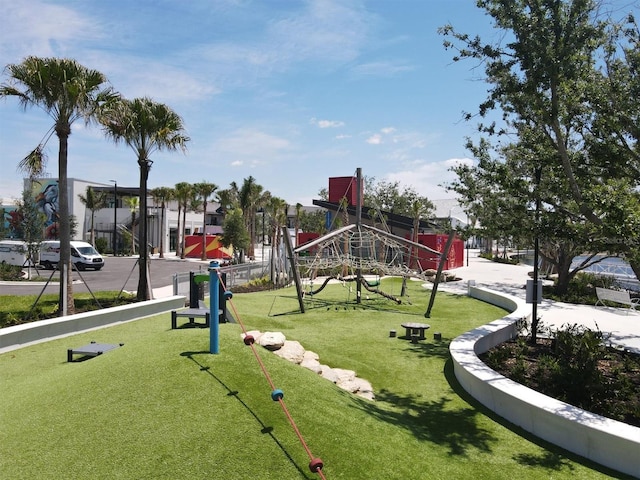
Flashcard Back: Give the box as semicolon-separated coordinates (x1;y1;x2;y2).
209;260;220;354
110;180;117;256
355;167;362;304
532;166;542;339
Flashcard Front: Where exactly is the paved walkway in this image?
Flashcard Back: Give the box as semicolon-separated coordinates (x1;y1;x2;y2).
437;250;640;353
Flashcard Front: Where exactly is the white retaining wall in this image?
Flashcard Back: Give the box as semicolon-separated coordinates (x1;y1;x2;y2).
450;285;640;478
0;296;186;353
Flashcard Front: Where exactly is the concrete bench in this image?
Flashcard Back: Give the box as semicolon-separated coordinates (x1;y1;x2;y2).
595;287;640;313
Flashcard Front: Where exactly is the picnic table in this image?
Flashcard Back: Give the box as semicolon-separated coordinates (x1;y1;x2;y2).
401;322;431;343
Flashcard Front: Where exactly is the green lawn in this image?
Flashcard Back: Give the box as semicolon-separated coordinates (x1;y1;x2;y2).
0;279;628;479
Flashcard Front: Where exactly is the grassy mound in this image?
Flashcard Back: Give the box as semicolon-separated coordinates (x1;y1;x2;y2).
0;279;623;479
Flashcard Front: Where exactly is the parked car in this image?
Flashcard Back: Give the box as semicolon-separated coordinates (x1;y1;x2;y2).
40;241;104;271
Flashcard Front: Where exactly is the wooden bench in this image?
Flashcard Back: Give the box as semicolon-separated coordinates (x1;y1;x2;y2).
595;287;640;313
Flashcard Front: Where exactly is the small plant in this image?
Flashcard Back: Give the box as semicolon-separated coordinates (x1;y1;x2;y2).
0;262;23;281
95;237;108;253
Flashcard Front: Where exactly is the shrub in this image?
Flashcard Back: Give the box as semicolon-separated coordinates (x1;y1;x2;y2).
95;237;108;254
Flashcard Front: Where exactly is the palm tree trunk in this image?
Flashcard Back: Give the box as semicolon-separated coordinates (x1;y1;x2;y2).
57;132;75;315
136;161;150;301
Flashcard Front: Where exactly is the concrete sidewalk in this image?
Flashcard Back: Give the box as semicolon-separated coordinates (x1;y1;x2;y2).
437;250;640;353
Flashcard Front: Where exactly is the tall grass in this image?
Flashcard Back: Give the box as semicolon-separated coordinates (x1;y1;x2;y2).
0;279;626;479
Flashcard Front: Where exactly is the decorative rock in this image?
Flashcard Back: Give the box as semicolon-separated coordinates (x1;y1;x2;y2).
257;331;286;350
300;357;323;374
321;366;356;384
249;330;375;401
273;340;305;363
303;350;319;361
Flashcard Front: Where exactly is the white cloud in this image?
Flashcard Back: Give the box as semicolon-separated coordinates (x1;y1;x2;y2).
214;128;291;164
310;118;345;128
0;0;104;60
351;61;414;77
384;157;475;199
367;134;382;145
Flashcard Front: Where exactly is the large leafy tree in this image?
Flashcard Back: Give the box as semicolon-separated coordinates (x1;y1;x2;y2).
220;207;249;263
193;181;218;260
440;0;626;340
441;2;640;260
100;97;189;300
0;56;115;315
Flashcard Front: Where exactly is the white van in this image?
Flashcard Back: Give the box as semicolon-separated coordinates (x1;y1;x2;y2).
0;240;30;267
40;241;105;271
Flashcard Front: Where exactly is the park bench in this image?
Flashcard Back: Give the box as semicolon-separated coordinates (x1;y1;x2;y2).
171;300;210;329
595;287;640;313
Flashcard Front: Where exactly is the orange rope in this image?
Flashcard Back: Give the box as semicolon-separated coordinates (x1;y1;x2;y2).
218;272;327;479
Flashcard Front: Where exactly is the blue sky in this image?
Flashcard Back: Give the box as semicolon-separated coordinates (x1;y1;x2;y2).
0;0;574;205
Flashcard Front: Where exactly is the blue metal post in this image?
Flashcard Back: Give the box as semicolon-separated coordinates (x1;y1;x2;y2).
209;260;220;354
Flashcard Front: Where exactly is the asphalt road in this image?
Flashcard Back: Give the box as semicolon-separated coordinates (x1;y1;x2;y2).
0;255;211;296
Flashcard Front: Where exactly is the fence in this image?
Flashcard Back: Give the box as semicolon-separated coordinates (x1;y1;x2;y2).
172;261;269;297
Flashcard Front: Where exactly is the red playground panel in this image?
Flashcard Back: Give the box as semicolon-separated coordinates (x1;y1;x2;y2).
408;233;464;270
184;235;233;259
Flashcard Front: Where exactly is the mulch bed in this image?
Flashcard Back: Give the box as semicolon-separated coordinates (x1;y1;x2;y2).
480;338;640;428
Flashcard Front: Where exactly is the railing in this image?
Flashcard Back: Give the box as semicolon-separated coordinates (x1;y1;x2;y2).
172;261;269;296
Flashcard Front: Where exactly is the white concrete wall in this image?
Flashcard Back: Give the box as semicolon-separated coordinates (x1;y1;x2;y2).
450;285;640;478
0;296;185;353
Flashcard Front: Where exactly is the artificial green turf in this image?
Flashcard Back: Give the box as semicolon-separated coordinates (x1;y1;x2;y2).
0;279;629;479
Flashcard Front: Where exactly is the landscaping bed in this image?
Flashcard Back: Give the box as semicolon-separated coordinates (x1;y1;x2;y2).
481;328;640;428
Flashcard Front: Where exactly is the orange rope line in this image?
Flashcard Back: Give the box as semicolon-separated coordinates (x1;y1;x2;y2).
217;272;327;479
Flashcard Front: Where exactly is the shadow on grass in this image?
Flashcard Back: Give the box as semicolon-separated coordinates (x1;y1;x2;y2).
442;358;632;478
349;374;496;456
398;338;451;361
180;351;312;479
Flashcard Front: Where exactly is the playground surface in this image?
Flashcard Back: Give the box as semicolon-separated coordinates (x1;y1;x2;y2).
433;250;640;353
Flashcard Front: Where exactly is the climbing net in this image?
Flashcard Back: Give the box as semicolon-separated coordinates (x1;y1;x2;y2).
217;271;327;478
295;224;441;283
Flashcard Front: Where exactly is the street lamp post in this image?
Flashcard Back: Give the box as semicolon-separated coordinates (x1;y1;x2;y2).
110;180;117;256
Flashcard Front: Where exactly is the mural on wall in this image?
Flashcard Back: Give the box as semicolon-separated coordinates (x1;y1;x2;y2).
1;205;19;238
33;180;59;240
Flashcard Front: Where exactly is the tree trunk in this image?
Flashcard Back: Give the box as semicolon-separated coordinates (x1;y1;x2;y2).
136;161;150;301
57;131;75;315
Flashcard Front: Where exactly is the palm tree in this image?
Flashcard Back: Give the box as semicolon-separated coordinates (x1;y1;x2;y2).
173;182;193;259
193;181;218;260
0;56;116;316
150;186;173;258
239;176;263;259
124;196;139;254
78;186;108;246
267;196;287;284
100;97;189;300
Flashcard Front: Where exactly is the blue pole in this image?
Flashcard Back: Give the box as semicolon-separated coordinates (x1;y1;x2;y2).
209;260;220;354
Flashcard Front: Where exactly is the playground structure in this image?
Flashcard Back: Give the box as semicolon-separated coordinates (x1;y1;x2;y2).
288;168;458;316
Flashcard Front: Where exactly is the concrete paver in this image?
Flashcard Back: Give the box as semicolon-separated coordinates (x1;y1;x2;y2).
437;250;640;353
